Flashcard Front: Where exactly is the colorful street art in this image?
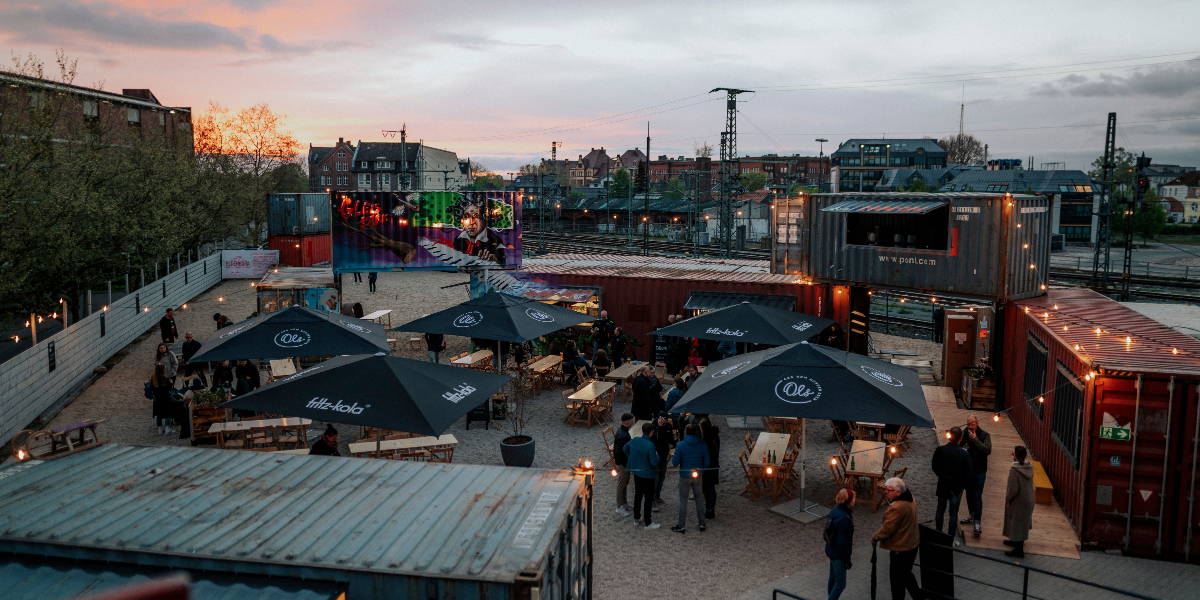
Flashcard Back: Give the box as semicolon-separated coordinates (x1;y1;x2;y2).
331;191;521;272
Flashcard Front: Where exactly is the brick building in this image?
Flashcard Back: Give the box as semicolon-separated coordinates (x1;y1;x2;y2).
350;141;470;191
308;138;356;192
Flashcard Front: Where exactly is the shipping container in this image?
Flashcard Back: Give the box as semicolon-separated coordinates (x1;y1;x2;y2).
511;253;846;353
256;266;340;314
1001;288;1200;560
270;193;332;235
270;233;331;267
0;445;593;600
773;192;1050;302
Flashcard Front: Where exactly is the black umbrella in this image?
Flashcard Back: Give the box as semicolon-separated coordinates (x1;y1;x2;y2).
673;342;933;426
394;291;594;343
650;302;834;346
222;353;513;435
188;306;390;362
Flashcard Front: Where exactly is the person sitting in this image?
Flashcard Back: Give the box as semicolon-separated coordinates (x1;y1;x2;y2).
233;359;261;396
567;354;593;384
563;340;579;362
665;377;687;412
593;349;612;374
211;360;235;390
309;425;340;456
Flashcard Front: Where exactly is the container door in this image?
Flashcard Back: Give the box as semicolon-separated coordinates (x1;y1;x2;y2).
1174;383;1200;558
1086;377;1174;552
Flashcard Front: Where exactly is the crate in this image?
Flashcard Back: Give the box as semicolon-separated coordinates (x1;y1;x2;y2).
962;375;996;410
189;404;228;445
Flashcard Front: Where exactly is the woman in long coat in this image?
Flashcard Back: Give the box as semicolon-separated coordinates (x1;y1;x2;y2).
1003;445;1036;558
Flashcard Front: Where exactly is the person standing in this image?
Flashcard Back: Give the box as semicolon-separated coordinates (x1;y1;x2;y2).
368;271;378;293
872;478;922;600
623;422;661;529
149;363;176;435
630;365;661;421
159;308;178;344
652;411;676;509
611;327;628;367
425;332;445;363
592;310;616;359
960;415;993;536
699;417;720;520
671;424;711;534
663;315;679;376
824;488;855;600
717;340;737;360
155;343;179;387
613;413;635;517
665;377;687;411
1003;445;1036;558
352;272;363;285
932;426;973;537
932;303;946;344
180;332;202;378
310;425;340;455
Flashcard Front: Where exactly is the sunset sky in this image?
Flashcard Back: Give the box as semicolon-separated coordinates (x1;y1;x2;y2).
2;0;1198;172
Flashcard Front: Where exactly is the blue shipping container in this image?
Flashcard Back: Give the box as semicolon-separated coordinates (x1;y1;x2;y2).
270;193;332;235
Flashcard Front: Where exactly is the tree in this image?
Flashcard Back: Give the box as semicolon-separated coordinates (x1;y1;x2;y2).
1135;188;1167;244
694;142;713;158
610;168;632;199
900;178;931;193
1088;147;1137;188
634;161;648;194
786;183;820;196
739;171;769;192
664;176;685;200
936;134;986;166
463;174;504;190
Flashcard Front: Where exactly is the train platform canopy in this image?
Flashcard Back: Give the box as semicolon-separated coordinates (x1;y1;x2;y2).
1017;288;1200;377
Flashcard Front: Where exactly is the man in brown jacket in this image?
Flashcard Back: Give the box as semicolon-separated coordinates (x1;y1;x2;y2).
873;477;922;600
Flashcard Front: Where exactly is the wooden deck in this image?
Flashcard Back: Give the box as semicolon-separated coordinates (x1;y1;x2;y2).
923;385;1080;559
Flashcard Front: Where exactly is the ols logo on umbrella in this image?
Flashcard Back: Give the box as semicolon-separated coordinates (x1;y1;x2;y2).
774;375;822;404
338;320;372;334
274;329;312;348
710;361;751;379
453;311;484;328
525;307;555;323
791;321;813;331
860;365;903;387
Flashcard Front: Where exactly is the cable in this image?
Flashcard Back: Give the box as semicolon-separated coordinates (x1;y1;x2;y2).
737;110;786;155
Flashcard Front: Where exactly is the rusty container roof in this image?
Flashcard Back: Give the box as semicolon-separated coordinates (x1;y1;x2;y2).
520;253;797;284
1017;288;1200;377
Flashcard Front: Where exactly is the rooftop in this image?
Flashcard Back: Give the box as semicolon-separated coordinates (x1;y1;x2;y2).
939;169;1093;194
0;71;188;113
832;139;947;157
518;253;798;284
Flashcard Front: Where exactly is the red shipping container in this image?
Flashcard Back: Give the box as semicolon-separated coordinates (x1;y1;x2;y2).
269;234;330;268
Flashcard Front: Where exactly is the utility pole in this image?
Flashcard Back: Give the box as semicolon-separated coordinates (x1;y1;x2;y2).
711;88;752;258
1091;113;1118;289
815;138;828;192
1120;153;1153;301
537;166;546;254
644;122;651;255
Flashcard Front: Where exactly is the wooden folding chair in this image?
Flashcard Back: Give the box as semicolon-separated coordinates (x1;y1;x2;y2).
600;426;616;469
744;432;755;452
561;390;588;428
428;445;455;463
739;450;771;502
883;425;912;455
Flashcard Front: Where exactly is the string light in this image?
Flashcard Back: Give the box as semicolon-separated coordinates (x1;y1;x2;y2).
611;469;618;477
1053;305;1058;310
1038;396;1045;403
993;414;1000;422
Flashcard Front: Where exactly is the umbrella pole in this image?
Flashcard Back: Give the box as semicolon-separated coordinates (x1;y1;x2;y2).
797;417;823;517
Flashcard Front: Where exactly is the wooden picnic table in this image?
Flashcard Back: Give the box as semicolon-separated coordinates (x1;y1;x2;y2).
844;440;888;500
568;381;616;402
749;431;791;465
529;354;562;374
349;434;458;457
854;421;886;441
208;417;312;449
268;359;297;381
453;349;493;367
604;362;640;381
362;309;392;329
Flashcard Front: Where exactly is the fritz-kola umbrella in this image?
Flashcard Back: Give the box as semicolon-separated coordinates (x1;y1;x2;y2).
394;291;594;343
222;353;513;435
650;302;834;346
189;305;390;362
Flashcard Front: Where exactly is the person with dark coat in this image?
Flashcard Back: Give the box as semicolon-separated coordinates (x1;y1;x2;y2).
630;365;662;420
671;424;711;534
211;360;235;390
932;426;974;536
613;414;635;516
180;332;203;376
1003;445;1036;558
159;308;178;343
563;340;578;362
932;303;946;344
150;363;176;435
699;417;721;519
309;425;340;456
368;271;378;293
824;488;856;600
592;349;612;374
610;327;628;367
665;377;687;411
592;310;616;359
622;422;661;529
425;332;445;363
234;359;261;396
212;313;232;330
959;415;993;535
652;411;676;508
662;315;679;376
873;478;922;600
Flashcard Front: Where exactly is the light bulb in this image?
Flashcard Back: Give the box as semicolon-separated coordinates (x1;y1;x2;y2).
1038;396;1044;403
766;467;773;475
583;459;592;469
993;414;1000;422
610;469;618;477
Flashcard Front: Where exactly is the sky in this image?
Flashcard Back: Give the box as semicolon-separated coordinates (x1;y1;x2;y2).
2;0;1199;173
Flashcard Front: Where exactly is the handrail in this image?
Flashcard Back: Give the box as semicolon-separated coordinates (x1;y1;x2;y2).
771;591;812;600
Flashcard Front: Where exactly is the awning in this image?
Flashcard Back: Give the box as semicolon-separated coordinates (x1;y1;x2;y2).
684;291;796;311
821;200;948;214
513;286;596;304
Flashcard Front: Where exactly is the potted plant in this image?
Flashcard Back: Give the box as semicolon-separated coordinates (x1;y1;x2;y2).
963;361;998;410
499;386;537;467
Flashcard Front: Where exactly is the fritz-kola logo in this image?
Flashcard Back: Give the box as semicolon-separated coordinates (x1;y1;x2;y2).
860;365;903;387
305;397;368;414
775;375;822;404
791;322;813;332
525;307;554;323
274;329;311;348
218;324;250;339
453;311;484;328
338;320;372;334
705;327;746;337
442;383;478;404
710;361;751;379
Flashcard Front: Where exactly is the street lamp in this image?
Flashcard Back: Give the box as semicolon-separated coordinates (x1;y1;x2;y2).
815;138;828;192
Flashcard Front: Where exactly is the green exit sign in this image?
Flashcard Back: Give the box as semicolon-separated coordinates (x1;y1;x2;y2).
1100;426;1131;441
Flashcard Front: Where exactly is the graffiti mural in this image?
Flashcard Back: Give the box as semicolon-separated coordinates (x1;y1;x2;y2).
331;191;521;272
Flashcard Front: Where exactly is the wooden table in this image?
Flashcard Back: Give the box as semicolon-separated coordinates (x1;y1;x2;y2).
362;309;392;329
748;432;791;465
268;359;297;381
529;354;562;374
844;440;887;500
854;421;886;441
568;381;616;402
349;434;458;458
604;362;640;381
453;349;493;368
209;417;312;449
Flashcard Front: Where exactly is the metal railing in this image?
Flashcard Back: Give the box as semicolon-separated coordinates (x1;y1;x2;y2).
1050;254;1200;282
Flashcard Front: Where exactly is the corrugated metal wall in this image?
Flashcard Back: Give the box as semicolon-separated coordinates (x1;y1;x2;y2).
269;234;331;267
773;194;1049;301
0;254;223;448
269;194;331;236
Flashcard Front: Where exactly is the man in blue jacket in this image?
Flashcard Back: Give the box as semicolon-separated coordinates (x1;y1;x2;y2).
623;422;661;530
671;424;712;534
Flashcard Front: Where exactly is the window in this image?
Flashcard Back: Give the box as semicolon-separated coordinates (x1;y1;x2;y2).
377;161;392;169
127;108;140;123
1059;225;1091;241
158;112;165;126
845;206;949;250
986;184;1008;192
361;161;368;168
322;165;329;172
1050;362;1084;467
1023;334;1048;419
1191;203;1197;212
358;173;370;186
83;100;98;119
338;151;346;158
379;174;391;188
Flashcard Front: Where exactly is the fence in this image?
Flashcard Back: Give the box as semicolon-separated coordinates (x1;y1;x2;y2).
0;253;223;448
1049;254;1200;282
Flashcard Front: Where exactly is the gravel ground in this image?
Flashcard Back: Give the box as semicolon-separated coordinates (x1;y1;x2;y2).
44;270;950;600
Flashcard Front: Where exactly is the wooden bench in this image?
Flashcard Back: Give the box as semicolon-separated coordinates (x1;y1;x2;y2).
20;420;108;460
1031;460;1053;505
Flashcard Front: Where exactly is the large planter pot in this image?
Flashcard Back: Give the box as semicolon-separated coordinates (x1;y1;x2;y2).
501;435;536;467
